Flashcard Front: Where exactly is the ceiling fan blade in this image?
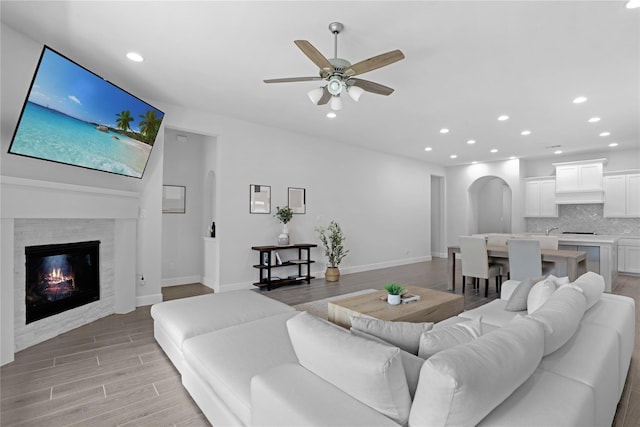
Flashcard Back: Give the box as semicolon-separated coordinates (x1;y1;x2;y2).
263;77;323;83
294;40;335;75
318;87;331;105
344;50;405;77
349;78;395;96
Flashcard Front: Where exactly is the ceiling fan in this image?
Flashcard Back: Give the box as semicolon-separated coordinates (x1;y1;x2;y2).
263;22;405;111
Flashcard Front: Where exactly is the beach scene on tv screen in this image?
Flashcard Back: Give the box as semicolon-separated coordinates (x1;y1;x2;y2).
9;47;164;178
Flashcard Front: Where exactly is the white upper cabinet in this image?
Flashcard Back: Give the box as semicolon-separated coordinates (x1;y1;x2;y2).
525;178;558;217
553;159;606;204
604;172;640;218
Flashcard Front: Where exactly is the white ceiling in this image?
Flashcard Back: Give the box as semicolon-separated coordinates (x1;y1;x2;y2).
2;1;639;166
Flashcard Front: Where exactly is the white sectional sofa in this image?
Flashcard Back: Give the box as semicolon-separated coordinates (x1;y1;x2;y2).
150;272;635;426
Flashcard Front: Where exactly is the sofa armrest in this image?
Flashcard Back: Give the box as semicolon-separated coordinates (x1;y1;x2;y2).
251;363;400;427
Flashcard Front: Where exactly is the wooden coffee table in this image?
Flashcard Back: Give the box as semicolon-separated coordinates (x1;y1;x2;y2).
327;286;464;329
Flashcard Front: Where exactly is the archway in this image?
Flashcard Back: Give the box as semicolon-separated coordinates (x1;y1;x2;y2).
467;176;512;235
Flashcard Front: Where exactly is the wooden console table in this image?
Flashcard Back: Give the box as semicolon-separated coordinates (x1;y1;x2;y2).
252;243;317;290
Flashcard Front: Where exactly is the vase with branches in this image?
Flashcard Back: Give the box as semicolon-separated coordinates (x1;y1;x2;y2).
274;206;293;245
315;220;349;282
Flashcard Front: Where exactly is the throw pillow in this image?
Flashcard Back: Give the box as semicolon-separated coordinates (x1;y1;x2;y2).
505;276;545;312
350;328;425;399
528;286;587;355
350;316;433;355
409;316;545;427
417;317;482;359
286;312;412;425
527;277;557;314
573;271;605;310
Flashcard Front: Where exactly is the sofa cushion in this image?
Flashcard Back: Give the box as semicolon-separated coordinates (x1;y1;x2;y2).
457;299;521;328
350;316;433;355
528;286;587;356
287;312;411;425
582;293;636;398
476;368;594;427
505;276;545;311
409;316;545;427
573;271;605;310
150;290;294;351
350;328;425;399
417;317;482;359
182;311;299;426
251;363;401;427
539;322;619;427
527;277;557;314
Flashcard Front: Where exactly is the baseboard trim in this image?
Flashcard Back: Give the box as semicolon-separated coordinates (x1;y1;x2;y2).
214;281;255;293
313;256;431;278
136;293;163;307
431;251;448;259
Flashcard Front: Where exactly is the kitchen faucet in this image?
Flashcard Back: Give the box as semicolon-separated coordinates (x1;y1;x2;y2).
545;226;559;236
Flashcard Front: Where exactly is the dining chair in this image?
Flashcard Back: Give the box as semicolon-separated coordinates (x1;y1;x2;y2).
486;234;513;280
507;239;545;281
513;235;558;275
459;236;502;297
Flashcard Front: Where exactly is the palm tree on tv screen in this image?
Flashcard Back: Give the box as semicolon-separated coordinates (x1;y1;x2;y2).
115;110;133;132
138;110;162;145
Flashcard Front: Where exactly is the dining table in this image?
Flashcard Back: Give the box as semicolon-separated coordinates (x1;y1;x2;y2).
447;244;588;292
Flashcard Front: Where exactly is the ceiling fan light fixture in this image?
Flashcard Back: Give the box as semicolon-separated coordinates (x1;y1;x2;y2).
307;87;325;104
330;96;343;111
348;85;364;102
327;77;344;96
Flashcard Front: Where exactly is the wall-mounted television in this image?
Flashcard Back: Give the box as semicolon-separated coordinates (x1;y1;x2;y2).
8;46;164;179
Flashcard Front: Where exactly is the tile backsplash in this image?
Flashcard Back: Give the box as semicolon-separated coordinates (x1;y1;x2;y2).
526;204;640;236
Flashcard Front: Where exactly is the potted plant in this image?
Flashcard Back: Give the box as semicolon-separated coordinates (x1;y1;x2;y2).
384;282;405;305
315;220;349;282
274;206;293;245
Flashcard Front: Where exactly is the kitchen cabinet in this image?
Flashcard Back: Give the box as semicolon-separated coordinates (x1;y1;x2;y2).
524;178;558;217
553;159;606;204
604;172;640;218
618;238;640;274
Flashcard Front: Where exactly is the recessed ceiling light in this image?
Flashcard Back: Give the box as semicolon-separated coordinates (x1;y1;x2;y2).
326;112;336;118
588;117;601;123
509;156;517;160
490;149;498;153
450;154;457;159
521;130;531;136
599;132;611;137
554;150;563;154
627;0;640;9
126;52;144;62
471;161;478;164
573;96;587;104
424;147;432;151
467;139;476;145
498;115;509;121
609;142;619;147
440;128;450;134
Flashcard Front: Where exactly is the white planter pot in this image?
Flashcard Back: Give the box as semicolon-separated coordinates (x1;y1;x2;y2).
387;294;401;305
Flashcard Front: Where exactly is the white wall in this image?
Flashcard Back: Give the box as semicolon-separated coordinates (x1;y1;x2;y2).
477;178;510;233
446;159;523;246
156;104;445;290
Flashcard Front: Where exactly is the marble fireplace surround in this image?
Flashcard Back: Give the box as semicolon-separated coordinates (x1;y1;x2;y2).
1;177;138;365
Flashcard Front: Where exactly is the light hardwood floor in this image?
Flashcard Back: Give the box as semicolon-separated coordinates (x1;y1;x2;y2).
1;258;638;426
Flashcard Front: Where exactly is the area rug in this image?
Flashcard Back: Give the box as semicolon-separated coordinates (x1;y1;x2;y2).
293;289;377;320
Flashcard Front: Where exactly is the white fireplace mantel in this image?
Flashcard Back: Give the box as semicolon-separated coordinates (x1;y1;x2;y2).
1;176;140;365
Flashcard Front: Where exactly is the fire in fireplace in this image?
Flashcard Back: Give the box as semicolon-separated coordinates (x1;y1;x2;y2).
25;240;100;324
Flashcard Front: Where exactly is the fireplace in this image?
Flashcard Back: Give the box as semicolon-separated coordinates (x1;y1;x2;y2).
25;240;100;324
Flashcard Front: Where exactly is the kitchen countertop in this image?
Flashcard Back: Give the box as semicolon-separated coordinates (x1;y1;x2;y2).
552;234;620;244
